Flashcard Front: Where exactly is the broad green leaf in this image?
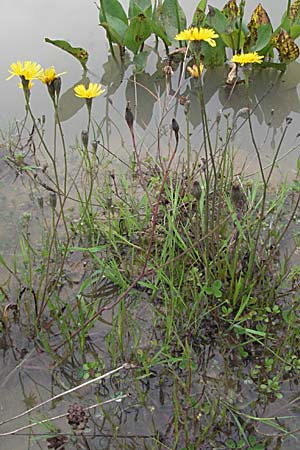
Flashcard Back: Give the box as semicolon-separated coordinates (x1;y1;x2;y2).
205;6;227;34
201;38;226;66
193;0;207;27
100;15;128;45
124;14;152;53
291;23;300;40
278;16;291;34
99;0;128;24
149;19;171;47
45;38;88;69
252;23;272;51
221;29;245;50
123;13;170;54
133;51;149;72
161;0;187;44
128;0;152;19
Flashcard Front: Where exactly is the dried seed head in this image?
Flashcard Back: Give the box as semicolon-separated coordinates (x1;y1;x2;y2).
179;96;188;106
163;65;173;76
67;403;88;431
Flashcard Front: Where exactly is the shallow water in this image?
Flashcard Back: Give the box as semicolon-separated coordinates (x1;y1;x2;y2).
1;1;300;449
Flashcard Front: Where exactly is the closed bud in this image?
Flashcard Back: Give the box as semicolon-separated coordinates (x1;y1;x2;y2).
47;82;56;101
125;102;134;129
54;76;62;99
49;193;57;209
91;140;98;154
81;130;89;148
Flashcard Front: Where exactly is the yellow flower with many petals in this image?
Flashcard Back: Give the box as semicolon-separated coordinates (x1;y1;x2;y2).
231;52;264;66
39;66;66;85
175;27;219;47
74;82;105;99
7;60;42;81
187;63;204;78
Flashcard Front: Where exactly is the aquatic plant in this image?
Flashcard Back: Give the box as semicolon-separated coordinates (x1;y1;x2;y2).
2;3;300;449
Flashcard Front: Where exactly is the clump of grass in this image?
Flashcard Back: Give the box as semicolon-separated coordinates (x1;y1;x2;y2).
2;53;300;449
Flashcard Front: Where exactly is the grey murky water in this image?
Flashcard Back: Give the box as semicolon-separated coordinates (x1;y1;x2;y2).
1;1;300;449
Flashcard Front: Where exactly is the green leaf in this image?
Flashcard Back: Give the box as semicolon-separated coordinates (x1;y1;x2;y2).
201;39;226;67
133;51;149;72
291;23;300;40
225;439;236;449
45;38;88;69
124;14;170;53
149;19;171;46
100;15;128;45
252;23;272;51
213;280;222;289
128;0;152;19
161;0;187;44
99;0;128;24
193;0;207;27
221;29;245;50
124;14;152;53
205;6;227;34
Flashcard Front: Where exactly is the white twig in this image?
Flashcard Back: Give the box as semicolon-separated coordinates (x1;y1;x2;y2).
0;394;129;436
0;363;133;426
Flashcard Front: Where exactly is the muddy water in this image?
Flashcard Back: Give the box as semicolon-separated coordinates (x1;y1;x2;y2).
1;1;300;449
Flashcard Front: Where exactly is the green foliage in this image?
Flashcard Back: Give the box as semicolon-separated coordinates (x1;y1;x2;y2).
252;23;273;52
46;1;300;72
205;6;227;34
128;0;152;19
159;0;186;44
193;0;207;27
44;38;88;69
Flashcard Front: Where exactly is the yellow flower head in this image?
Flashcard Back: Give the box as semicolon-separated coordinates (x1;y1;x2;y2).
175;27;219;47
74;82;105;99
231;52;264;66
187;63;204;78
7;60;42;81
39;66;66;85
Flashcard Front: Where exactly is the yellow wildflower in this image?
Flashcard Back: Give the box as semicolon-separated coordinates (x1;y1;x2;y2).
175;27;219;47
74;82;105;99
187;63;204;78
39;66;66;85
231;52;264;66
7;60;42;81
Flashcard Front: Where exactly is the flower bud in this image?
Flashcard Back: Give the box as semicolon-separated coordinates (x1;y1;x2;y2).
49;193;57;209
81;130;89;149
54;77;62;99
